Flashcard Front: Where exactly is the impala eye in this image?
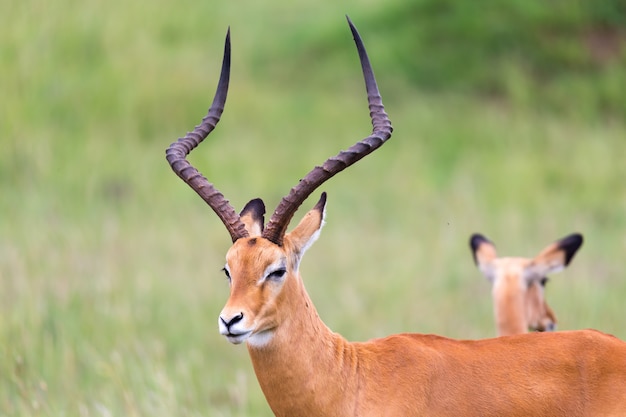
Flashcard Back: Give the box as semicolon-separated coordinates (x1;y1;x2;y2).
540;277;549;287
267;268;287;281
222;267;231;281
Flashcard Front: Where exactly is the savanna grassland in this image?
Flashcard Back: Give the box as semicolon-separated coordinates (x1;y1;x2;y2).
2;0;625;415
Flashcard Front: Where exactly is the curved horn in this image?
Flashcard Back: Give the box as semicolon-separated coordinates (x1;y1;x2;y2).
262;16;393;246
166;29;249;243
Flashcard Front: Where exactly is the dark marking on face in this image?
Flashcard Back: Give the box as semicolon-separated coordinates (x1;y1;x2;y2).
248;238;257;246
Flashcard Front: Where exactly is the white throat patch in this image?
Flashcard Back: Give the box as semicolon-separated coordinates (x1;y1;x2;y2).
246;330;274;348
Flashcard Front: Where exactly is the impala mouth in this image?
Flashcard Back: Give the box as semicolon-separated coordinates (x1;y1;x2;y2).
224;330;252;344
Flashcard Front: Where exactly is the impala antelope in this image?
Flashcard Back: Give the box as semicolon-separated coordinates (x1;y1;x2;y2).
166;17;626;417
470;233;583;336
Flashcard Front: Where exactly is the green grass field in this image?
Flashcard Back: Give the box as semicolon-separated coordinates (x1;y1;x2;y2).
2;0;625;415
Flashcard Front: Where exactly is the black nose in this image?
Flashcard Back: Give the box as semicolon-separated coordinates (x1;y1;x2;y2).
221;312;244;329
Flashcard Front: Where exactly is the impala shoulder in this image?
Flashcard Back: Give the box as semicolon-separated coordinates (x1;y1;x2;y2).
364;333;464;356
575;328;626;346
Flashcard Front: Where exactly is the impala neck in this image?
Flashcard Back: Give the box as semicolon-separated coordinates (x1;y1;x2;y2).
246;271;357;416
492;274;527;336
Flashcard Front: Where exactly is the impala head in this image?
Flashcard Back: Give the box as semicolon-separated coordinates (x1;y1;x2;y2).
218;194;326;346
470;233;583;335
166;17;391;346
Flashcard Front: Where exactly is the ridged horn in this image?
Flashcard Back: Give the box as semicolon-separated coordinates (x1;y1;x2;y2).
165;29;249;243
262;16;393;245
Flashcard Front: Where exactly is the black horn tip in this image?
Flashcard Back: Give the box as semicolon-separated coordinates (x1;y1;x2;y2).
224;28;231;57
346;15;361;40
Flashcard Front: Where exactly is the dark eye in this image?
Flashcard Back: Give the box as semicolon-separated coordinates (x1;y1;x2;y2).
540;277;549;287
222;267;231;281
267;268;286;281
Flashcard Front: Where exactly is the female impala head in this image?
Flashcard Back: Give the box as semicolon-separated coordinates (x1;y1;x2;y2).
165;17;391;347
470;233;583;336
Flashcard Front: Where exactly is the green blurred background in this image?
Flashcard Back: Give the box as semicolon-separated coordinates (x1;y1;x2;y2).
2;0;625;415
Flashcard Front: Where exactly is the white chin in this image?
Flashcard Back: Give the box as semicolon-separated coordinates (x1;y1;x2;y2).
246;330;274;348
224;332;251;345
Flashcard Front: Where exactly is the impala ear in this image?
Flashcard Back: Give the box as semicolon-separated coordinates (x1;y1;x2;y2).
554;233;584;267
470;233;498;281
528;233;583;277
286;192;327;258
240;198;266;237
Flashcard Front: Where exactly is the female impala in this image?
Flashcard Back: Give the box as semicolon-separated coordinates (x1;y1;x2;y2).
166;17;626;417
470;233;584;336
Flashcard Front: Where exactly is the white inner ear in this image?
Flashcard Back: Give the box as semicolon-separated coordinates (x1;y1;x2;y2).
527;262;563;279
248;221;263;237
293;226;323;273
297;206;326;263
288;201;327;272
301;218;325;256
479;263;496;284
523;267;549;285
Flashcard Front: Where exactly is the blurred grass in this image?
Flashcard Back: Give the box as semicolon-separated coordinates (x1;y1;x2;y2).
1;0;625;415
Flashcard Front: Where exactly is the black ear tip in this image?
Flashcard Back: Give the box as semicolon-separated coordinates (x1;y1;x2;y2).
560;233;584;266
240;198;266;218
470;233;489;252
561;232;583;248
469;233;491;266
315;192;327;211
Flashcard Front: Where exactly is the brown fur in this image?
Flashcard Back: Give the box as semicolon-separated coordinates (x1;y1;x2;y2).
471;233;582;336
217;208;626;416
